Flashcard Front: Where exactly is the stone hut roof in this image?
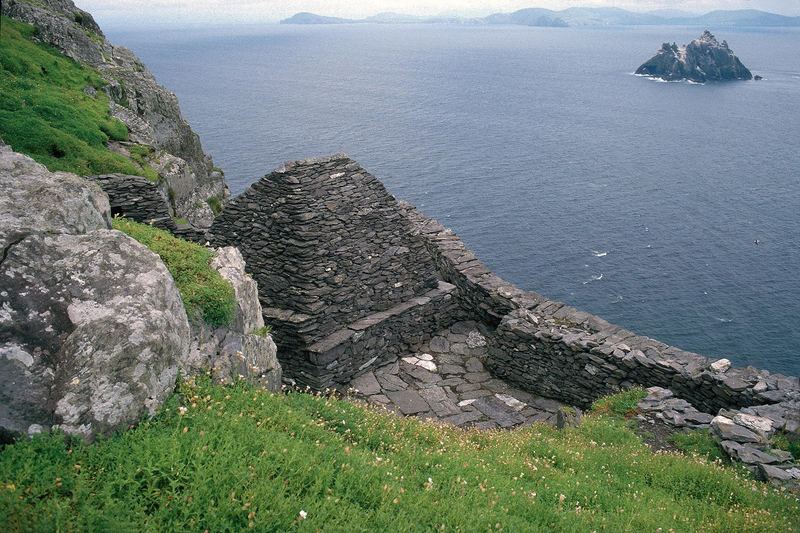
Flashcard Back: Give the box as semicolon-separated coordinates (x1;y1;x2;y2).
210;155;439;343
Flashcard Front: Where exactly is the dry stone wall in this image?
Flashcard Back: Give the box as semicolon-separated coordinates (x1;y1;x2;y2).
399;202;800;415
88;174;208;243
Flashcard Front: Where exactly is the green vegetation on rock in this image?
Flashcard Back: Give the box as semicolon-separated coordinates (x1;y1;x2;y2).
1;382;797;531
112;217;234;327
771;432;800;462
253;325;272;337
207;195;223;216
0;16;154;179
590;387;646;417
671;429;729;463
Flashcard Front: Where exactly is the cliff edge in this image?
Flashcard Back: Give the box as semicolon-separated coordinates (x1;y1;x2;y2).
2;0;228;228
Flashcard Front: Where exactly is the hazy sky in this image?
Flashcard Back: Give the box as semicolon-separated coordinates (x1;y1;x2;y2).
76;0;800;26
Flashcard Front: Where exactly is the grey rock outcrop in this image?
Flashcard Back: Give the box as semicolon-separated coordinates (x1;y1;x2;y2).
183;247;281;389
635;31;753;82
0;147;192;440
0;145;111;248
4;0;228;228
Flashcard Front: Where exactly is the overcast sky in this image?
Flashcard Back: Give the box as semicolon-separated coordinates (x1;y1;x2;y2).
75;0;800;26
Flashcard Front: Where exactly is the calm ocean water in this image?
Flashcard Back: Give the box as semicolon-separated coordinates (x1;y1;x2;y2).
108;24;800;376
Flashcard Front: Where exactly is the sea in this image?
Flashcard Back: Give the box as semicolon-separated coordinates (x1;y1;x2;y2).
107;23;800;376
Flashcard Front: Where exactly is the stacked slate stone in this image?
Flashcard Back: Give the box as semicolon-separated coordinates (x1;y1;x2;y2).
89;173;209;243
89;174;178;233
210;155;464;389
399;204;800;416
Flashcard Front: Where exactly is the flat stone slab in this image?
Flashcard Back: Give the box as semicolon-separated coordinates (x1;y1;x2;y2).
472;396;526;428
385;390;430;415
348;321;573;430
351;371;381;396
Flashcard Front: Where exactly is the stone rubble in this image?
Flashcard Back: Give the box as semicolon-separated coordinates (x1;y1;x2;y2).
636;387;799;490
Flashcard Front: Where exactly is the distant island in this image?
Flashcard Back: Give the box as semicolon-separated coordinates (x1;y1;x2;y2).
635;31;753;83
281;8;800;28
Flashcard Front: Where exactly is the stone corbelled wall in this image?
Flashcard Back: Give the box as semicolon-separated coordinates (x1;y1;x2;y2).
89;174;178;232
399;202;800;415
88;174;208;243
210;155;439;343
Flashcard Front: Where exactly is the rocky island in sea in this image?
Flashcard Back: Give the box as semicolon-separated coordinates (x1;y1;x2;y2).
636;30;753;82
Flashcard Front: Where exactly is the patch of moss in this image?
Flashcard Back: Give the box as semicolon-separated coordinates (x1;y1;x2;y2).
112;217;235;327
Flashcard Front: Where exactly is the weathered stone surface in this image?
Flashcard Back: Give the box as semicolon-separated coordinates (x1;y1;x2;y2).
472;396;525;428
0;230;190;440
711;416;763;444
184;326;281;389
351;372;381;396
556;407;583;429
710;358;732;372
211;247;265;335
386;390;429;415
732;413;774;440
181;244;282;390
0;148;191;441
757;464;800;490
0;145;110;249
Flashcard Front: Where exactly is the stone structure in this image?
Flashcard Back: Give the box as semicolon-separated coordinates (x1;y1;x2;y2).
399;202;800;417
89;174;178;232
210;155;464;388
349;321;570;429
88;173;207;242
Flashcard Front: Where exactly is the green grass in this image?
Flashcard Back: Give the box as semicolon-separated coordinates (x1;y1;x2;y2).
253;325;272;337
0;382;797;532
207;195;223;216
112;217;235;327
771;432;800;462
0;16;154;179
671;429;729;463
590;387;647;417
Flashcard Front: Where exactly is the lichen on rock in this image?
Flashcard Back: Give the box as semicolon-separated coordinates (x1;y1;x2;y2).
0;146;192;441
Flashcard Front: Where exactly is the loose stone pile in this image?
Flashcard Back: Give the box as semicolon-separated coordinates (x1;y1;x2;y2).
636;387;800;490
349;321;571;429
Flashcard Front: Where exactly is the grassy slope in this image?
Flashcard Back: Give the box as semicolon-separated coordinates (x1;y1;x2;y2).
1;381;797;532
112;218;235;327
0;16;157;180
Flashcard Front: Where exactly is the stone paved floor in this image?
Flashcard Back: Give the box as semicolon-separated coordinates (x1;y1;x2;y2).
349;321;567;429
